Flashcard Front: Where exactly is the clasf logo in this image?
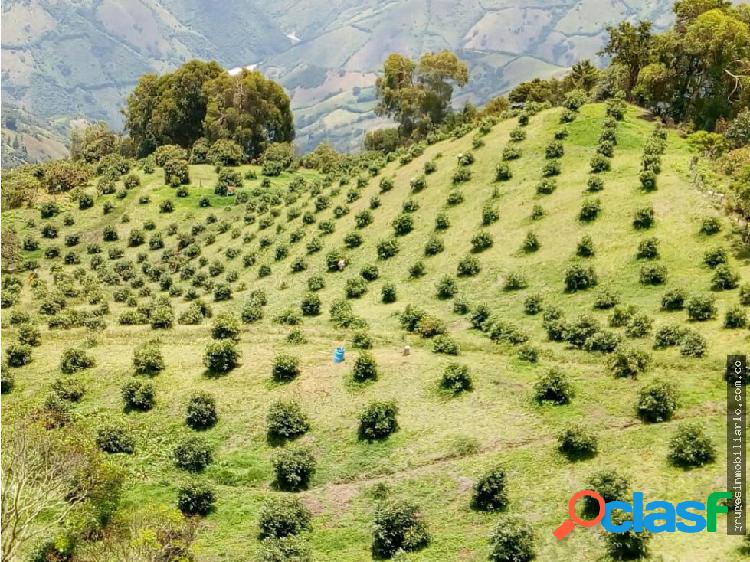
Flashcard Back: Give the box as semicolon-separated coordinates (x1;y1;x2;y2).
554;489;732;540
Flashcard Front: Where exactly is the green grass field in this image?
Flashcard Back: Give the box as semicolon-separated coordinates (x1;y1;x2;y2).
3;103;749;561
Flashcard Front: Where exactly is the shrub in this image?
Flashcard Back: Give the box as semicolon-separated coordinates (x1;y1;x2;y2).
503;271;528;291
469;466;509;511
122;380;155;411
432;334;460;355
711;264;739;290
447;188;464;205
174;436;213;472
686;294;716;321
542;159;561;177
633;206;655;229
1;371;14;394
159;200;173;213
186;392;218;430
207;139;243;166
517;344;539;362
102;225;118;241
391;213;413;236
604;511;652;560
661;288;686;311
536;178;556;194
300;292;321;316
51;376;85;402
360;264;379;282
258;497;312;539
399;305;426;332
148;303;174;329
495;163;512;181
17;324;42;347
653;324;685;348
589;153;611;173
96;425;135;454
521;231;540;253
519;294;542;317
435;275;457;299
608;347;650;378
434;212;450;230
679;329;707;357
584;470;630;516
668;422;716;467
377;238;399;260
415;314;447;338
625;313;653;338
345;277;368;299
307;275;325;292
700;216;721;235
502;146;521;161
351;352;378;383
267;400;309;440
359;400;399;440
543;140;564;159
578;198;601;222
564;264;598;292
379;177;394;192
739;283;750;305
471;231;493;252
424;235;444;256
164;158;190;186
440;363;472;393
40;201;61;218
487;515;535;562
60;348;94;373
203;340;239;374
609;305;636;328
381;282;397;303
132;340;164;375
587;176;604;191
583;329;621;353
639;264;667;285
557;425;598;460
637;380;677;423
330;299;357;328
272;446;316;491
371;500;430;559
177;481;215;516
410;174;427;192
452;167;471;184
272;354;300;382
635;237;659;261
565;315;600;348
638;168;658;192
533;368;574;405
509;127;526;142
597;140;615;157
724;305;747;328
703;247;728;268
457;255;481;277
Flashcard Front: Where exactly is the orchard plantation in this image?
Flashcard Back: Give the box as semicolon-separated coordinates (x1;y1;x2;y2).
1;1;750;561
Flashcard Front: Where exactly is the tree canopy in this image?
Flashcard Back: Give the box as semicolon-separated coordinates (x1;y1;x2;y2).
602;0;750;129
124;61;293;159
375;51;469;138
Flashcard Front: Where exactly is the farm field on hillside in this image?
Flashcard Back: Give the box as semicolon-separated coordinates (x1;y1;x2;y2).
2;103;748;561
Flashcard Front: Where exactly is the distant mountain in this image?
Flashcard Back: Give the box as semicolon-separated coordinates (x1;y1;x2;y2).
1;0;679;163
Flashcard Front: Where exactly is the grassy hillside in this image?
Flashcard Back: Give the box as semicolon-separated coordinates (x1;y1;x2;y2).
2;103;749;561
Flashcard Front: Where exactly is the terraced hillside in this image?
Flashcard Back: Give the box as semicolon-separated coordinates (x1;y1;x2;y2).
2;103;749;561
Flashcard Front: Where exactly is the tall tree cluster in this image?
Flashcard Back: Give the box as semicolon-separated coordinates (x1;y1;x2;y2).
374;51;469;138
602;0;750;129
124;60;294;159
